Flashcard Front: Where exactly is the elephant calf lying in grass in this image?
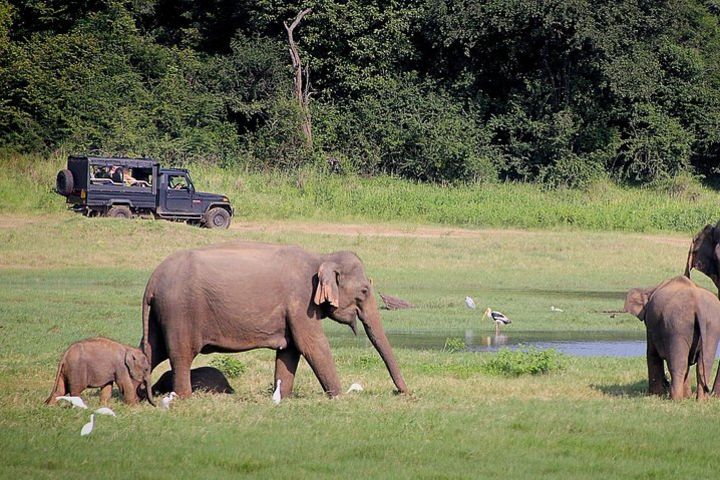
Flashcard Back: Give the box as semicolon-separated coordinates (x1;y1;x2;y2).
625;276;720;400
152;367;234;396
45;337;154;406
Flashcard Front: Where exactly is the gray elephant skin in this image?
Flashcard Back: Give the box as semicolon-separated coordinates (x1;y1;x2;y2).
140;241;409;398
46;337;154;405
624;276;720;399
686;221;720;291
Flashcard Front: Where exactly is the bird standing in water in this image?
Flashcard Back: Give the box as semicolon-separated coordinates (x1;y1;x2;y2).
482;308;512;334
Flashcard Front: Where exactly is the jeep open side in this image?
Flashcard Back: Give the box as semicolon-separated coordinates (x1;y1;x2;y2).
55;156;233;228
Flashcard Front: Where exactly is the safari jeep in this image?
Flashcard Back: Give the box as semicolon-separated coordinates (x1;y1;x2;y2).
55;156;233;228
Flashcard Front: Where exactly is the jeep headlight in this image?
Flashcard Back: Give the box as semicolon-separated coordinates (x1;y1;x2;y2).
222;196;228;202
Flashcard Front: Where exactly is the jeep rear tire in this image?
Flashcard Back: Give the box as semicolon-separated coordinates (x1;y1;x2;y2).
107;205;132;219
56;169;74;196
204;207;230;229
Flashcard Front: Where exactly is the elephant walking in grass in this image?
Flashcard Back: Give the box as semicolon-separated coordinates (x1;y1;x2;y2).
624;276;720;400
140;241;409;399
46;337;154;406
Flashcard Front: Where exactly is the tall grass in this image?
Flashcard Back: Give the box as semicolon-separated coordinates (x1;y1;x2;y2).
2;151;720;232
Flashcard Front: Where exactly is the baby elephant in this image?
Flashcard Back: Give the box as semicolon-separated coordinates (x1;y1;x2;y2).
152;366;234;396
625;276;720;400
45;337;154;406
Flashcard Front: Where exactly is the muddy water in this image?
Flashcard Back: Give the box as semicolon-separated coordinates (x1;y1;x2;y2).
329;330;648;357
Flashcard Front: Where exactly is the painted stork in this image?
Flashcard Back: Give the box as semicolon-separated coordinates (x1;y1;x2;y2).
482;307;512;334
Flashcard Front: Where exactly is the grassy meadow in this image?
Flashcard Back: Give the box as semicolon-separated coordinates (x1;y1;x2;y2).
2;209;720;478
3;151;720;233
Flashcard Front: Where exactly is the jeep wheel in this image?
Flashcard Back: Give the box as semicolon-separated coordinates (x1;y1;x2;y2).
204;207;230;229
107;205;132;219
56;169;74;196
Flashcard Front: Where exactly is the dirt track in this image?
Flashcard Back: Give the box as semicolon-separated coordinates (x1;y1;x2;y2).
0;214;691;247
230;220;691;247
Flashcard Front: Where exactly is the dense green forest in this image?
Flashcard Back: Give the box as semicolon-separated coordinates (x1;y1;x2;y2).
1;0;720;186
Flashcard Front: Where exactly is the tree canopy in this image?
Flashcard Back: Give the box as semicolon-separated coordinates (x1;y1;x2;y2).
2;0;720;185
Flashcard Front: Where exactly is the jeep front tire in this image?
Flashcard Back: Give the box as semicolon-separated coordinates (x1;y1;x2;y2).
107;205;132;219
203;207;230;229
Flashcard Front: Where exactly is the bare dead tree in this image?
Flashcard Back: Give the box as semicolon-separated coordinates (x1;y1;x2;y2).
284;8;313;150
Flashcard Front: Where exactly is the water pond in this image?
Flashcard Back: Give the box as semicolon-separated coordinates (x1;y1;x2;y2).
329;330;649;357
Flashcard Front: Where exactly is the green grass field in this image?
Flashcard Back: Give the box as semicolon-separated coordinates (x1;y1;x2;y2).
2;212;720;479
3;151;720;233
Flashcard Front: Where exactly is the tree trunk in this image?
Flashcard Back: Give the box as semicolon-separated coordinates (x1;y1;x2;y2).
284;8;313;150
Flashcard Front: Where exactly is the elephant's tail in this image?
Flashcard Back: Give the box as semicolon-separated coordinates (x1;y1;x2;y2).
695;313;711;394
44;354;66;405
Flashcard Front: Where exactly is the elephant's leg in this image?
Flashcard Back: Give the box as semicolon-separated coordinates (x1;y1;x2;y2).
667;356;690;400
696;363;709;399
646;340;666;396
169;351;194;398
275;344;300;398
116;372;139;405
292;329;341;397
99;383;113;405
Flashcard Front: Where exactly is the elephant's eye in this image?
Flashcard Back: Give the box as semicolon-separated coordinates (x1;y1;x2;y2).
360;287;369;296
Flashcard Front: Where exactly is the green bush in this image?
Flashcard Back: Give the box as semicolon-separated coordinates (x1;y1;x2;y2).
442;337;467;353
482;347;567;377
210;355;247;378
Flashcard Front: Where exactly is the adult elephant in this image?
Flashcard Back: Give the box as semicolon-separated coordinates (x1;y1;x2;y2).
140;241;409;398
685;221;720;291
624;276;720;399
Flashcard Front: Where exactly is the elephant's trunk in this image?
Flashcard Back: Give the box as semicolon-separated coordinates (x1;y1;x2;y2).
145;376;155;406
359;293;409;394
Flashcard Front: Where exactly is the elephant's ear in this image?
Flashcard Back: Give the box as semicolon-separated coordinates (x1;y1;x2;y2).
314;262;339;307
125;349;146;382
624;288;651;320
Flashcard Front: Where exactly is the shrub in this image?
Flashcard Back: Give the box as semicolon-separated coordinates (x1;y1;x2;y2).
442;337;466;353
482;347;567;377
210;355;246;378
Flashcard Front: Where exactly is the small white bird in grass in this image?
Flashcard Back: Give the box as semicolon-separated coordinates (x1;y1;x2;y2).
94;407;116;417
346;383;364;394
550;306;563;312
161;392;178;410
465;296;476;310
482;307;512;334
80;414;95;436
272;380;282;405
56;396;88;409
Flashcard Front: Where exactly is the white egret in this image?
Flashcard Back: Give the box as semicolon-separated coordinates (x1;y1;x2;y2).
80;414;94;436
161;392;178;410
346;383;364;393
550;306;563;312
482;307;512;334
272;380;282;405
465;296;476;310
94;407;116;417
56;396;88;409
